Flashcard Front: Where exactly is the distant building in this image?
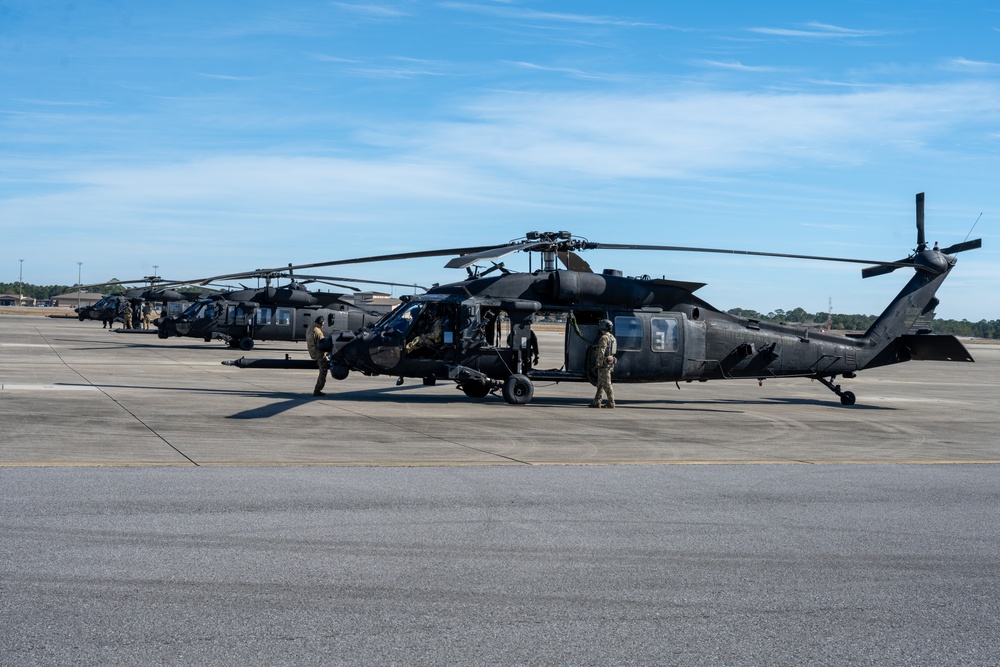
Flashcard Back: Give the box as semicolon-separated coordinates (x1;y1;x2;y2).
52;291;104;308
0;293;37;307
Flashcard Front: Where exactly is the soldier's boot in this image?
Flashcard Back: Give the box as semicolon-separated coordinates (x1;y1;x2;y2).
588;402;601;408
602;402;616;409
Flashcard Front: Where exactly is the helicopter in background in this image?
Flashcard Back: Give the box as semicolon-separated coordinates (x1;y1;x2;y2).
228;193;981;406
156;269;424;350
75;277;210;329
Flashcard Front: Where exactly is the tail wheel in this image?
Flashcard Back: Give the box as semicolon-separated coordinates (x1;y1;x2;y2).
238;336;255;351
502;374;534;405
840;391;856;406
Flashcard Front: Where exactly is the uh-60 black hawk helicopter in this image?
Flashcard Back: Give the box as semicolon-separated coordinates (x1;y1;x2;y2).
156;269;425;350
227;193;981;406
76;277;208;328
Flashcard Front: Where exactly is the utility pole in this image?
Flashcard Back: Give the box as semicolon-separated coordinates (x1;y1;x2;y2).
18;259;23;305
77;262;82;311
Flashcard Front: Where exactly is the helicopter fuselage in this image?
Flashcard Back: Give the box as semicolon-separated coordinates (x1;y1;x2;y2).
325;258;972;405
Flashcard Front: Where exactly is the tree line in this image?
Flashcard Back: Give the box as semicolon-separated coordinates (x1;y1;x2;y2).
725;307;1000;339
0;281;121;299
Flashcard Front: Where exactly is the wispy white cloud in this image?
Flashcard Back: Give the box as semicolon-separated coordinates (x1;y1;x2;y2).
330;2;410;18
438;2;678;29
944;57;1000;72
506;61;626;82
750;22;891;39
397;82;1000;179
696;60;789;73
196;73;259;81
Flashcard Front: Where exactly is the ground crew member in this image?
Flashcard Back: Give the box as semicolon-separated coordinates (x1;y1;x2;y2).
123;303;133;329
589;319;617;409
306;315;329;396
141;302;152;330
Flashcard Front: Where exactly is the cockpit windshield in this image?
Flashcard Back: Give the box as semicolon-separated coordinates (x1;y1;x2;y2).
377;302;423;336
182;299;219;320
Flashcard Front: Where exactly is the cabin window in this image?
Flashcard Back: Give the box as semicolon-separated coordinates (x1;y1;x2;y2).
255;308;273;326
651;317;679;352
275;308;292;326
614;316;643;351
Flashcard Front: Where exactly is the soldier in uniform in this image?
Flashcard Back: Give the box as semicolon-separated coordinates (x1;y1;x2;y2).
589;319;617;409
123;302;133;329
306;315;329;396
141;301;152;330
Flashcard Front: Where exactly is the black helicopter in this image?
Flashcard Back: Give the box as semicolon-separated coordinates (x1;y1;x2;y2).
157;270;423;350
76;277;208;328
228;193;980;406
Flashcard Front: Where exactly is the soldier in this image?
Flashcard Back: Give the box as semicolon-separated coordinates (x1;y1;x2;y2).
589;319;617;409
306;315;329;397
405;305;445;355
123;302;133;329
141;301;152;330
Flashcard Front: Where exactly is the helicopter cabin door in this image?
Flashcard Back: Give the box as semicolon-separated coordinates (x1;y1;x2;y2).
565;310;684;381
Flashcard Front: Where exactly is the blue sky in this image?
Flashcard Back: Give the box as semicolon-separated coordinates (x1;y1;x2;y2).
2;1;998;320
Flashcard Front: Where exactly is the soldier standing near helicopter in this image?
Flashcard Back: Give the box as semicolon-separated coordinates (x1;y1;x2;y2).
306;315;329;397
589;319;617;409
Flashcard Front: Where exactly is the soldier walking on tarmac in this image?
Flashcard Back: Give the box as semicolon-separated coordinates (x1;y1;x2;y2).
306;315;329;397
589;319;617;409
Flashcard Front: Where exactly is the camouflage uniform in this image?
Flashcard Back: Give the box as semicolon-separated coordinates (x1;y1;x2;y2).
123;304;133;329
306;320;329;396
590;328;617;409
141;303;152;330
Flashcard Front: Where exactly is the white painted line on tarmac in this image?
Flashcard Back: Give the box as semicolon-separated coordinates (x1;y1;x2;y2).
0;384;99;391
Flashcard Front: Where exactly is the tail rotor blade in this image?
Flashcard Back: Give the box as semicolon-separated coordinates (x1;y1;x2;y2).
916;192;926;250
939;238;982;255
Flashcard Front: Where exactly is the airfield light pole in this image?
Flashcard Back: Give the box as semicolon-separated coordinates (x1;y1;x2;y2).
18;259;23;304
77;262;82;311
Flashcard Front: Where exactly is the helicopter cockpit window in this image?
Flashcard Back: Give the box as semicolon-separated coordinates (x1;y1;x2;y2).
255;308;273;326
403;303;455;358
614;316;643;351
651;317;679;353
381;302;423;336
275;308;292;326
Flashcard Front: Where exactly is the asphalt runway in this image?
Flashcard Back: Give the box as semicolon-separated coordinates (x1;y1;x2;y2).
2;314;999;665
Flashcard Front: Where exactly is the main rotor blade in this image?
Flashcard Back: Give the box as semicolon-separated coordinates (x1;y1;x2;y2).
861;259;912;279
276;244;501;275
443;241;546;269
591;243;915;269
292;274;428;291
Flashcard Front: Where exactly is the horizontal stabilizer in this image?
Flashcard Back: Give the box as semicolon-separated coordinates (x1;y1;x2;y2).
899;334;974;362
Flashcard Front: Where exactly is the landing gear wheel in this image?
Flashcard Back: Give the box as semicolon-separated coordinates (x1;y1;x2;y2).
157;329;168;339
238;336;254;351
460;381;490;398
423;376;436;386
502;374;534;405
840;391;856;406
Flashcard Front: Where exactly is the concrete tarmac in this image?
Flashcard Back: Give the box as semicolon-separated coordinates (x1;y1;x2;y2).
1;314;998;466
2;314;999;665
